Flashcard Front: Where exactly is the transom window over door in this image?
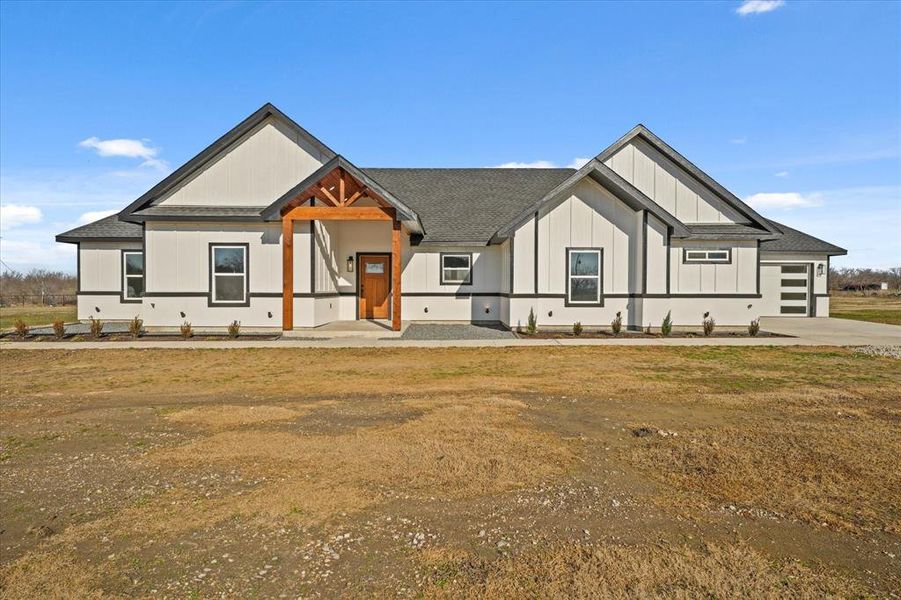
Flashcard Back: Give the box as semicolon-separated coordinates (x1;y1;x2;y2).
440;253;472;285
122;250;144;301
210;244;248;304
566;248;602;305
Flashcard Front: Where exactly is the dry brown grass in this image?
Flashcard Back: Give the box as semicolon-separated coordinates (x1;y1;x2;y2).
165;403;305;427
424;542;866;599
146;397;574;528
0;549;113;599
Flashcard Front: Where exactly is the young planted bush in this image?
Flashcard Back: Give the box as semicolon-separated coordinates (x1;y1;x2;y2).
748;318;760;337
573;321;583;336
89;317;103;339
128;316;143;338
227;320;241;339
180;321;193;340
52;320;66;339
13;319;29;338
702;312;716;337
611;311;622;336
661;311;673;337
526;308;538;335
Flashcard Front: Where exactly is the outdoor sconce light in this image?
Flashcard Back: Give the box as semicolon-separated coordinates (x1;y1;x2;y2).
267;311;273;318
485;306;490;314
548;310;553;317
424;306;429;313
816;264;825;277
346;256;354;272
94;306;100;313
180;311;186;318
150;303;155;309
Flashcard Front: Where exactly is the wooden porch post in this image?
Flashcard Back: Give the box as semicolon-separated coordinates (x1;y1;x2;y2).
392;218;402;331
282;216;293;331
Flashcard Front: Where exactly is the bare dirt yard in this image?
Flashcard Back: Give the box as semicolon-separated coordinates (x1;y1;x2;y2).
1;346;898;598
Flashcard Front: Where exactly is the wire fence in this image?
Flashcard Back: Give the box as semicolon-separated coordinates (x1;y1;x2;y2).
0;294;77;307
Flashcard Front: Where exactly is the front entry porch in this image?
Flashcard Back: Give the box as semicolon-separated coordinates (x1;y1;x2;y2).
276;161;410;331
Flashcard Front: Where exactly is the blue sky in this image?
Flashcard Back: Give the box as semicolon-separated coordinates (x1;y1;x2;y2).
1;0;898;271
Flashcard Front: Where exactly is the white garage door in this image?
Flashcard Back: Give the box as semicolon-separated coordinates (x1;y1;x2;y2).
778;264;811;316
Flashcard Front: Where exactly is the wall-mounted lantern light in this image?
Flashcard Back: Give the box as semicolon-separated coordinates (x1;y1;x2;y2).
816;263;825;277
346;256;354;272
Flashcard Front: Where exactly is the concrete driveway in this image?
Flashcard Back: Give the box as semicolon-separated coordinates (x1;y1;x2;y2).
760;317;901;346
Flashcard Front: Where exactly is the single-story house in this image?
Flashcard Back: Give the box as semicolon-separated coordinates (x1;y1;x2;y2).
57;103;846;331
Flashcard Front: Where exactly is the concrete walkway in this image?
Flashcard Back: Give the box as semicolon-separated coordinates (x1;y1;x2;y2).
2;317;897;350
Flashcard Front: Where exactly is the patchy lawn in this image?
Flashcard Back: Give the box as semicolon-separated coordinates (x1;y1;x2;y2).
0;347;898;597
0;305;77;330
830;292;901;325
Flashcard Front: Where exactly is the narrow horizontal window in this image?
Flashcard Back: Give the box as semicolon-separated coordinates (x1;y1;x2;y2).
567;249;602;304
781;265;808;274
122;251;144;300
440;254;472;285
781;279;807;288
780;305;807;314
781;292;807;301
683;248;732;263
211;245;247;303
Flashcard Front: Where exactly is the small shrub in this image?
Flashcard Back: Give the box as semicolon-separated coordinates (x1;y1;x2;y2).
748;318;760;337
526;308;538;335
573;321;583;336
661;311;673;337
227;320;241;339
180;321;193;340
13;319;29;338
611;311;622;336
89;317;103;339
702;312;716;337
645;323;652;335
52;320;66;339
128;316;143;338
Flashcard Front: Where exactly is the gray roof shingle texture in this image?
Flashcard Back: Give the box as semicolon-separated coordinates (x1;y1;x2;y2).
361;168;576;243
761;220;846;254
56;173;845;256
55;214;143;242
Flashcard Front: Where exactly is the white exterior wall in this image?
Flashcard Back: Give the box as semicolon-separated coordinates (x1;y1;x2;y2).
605;138;747;224
645;214;668;294
669;240;758;294
77;241;143;320
156;117;328;207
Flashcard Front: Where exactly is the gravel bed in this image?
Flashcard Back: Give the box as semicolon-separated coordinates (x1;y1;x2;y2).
29;321;132;336
853;345;901;359
395;323;515;340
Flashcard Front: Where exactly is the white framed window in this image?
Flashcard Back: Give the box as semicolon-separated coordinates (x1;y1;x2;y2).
122;250;144;301
440;253;472;285
566;248;602;305
683;248;732;263
210;244;248;304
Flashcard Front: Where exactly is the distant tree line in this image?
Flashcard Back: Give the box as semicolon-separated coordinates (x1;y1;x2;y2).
829;267;901;291
0;268;77;305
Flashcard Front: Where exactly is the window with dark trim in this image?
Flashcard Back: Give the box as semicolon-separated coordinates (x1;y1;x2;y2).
683;248;732;263
440;253;472;285
210;244;248;303
566;248;602;304
122;250;144;300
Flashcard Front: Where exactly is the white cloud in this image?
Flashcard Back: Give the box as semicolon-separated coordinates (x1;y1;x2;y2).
77;209;118;225
774;171;789;177
736;0;785;16
730;137;747;145
491;157;591;169
78;136;170;172
0;238;76;270
0;204;43;230
745;191;822;210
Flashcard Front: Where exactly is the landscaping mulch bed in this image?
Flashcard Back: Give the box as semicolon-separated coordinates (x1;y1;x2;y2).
1;333;282;342
515;330;789;339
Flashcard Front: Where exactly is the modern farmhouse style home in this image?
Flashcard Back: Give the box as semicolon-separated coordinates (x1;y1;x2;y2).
57;103;846;332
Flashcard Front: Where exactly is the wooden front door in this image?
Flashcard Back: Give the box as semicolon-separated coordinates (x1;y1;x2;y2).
359;255;390;319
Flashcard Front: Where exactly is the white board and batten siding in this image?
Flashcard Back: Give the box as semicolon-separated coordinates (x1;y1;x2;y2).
77;241;144;321
155;117;329;207
604;138;747;224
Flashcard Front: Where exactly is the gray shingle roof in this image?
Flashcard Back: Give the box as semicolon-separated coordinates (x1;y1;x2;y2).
760;220;846;255
55;214;142;243
131;206;264;221
684;223;772;238
361;168;575;244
